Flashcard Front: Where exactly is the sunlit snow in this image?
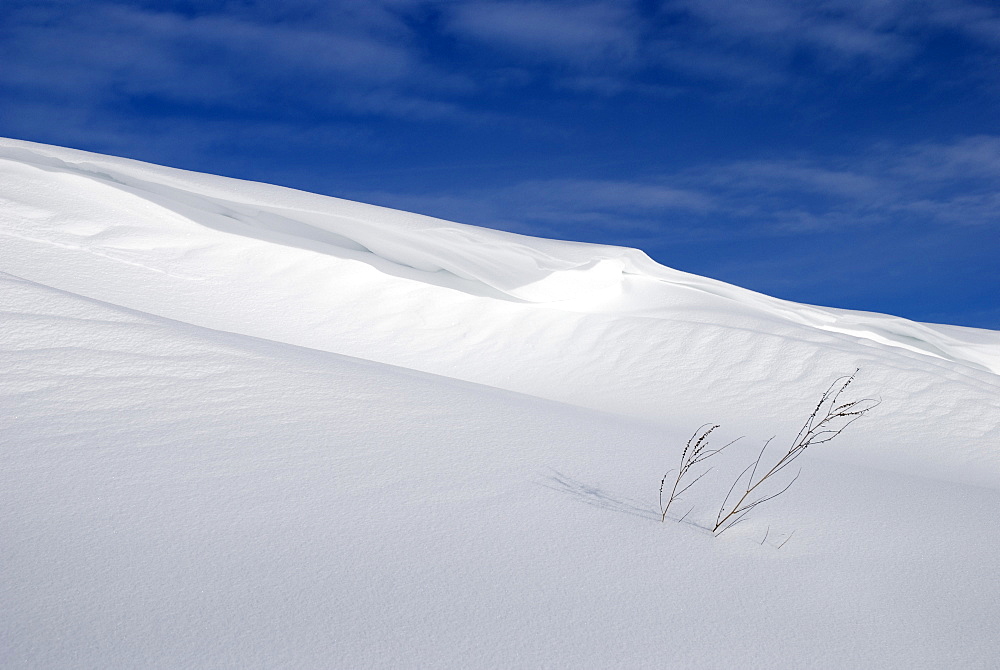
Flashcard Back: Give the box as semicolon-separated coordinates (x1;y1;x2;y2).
2;137;999;668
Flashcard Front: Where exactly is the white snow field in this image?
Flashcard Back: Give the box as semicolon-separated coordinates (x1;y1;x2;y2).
2;137;999;668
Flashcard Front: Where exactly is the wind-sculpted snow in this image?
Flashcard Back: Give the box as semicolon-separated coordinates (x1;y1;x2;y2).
3;138;1000;668
3;268;1000;670
2;137;999;491
0;140;650;302
3;138;998;370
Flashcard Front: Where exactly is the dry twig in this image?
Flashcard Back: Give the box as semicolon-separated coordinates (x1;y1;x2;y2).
659;424;741;522
712;369;879;535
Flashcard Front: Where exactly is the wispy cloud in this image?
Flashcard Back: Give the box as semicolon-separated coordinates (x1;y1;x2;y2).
670;0;914;64
435;0;1000;98
680;136;1000;234
0;0;475;125
356;176;714;242
357;135;1000;243
4;0;1000;140
445;1;639;65
891;135;1000;182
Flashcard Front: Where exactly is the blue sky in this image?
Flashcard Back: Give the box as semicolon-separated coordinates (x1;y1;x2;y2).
2;0;998;328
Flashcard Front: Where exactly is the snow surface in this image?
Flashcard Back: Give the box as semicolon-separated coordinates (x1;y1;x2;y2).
2;137;999;668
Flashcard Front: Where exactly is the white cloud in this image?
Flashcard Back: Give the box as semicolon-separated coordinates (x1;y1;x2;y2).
445;1;639;64
356;136;1000;245
0;0;477;122
658;0;998;83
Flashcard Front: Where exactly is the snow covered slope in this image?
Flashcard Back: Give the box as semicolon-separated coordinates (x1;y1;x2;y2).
2;138;999;668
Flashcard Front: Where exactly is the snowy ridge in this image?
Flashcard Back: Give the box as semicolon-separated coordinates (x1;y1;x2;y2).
2;136;998;489
3;138;997;374
3;138;1000;668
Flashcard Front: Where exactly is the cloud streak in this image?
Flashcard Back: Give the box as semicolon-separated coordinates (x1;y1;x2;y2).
446;1;639;65
357;135;1000;243
0;0;475;124
4;0;1000;144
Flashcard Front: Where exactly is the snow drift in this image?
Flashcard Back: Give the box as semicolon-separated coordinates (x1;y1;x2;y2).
2;137;999;668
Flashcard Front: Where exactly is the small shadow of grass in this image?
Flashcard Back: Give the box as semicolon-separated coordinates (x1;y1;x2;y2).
541;469;657;522
540;469;712;531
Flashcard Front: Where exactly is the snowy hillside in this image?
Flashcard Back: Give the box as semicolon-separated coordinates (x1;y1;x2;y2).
2;137;999;668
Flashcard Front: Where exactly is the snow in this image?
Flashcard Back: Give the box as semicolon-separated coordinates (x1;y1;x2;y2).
2;137;999;668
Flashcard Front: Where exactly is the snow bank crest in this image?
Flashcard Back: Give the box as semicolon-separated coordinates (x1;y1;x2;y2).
2;136;998;376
